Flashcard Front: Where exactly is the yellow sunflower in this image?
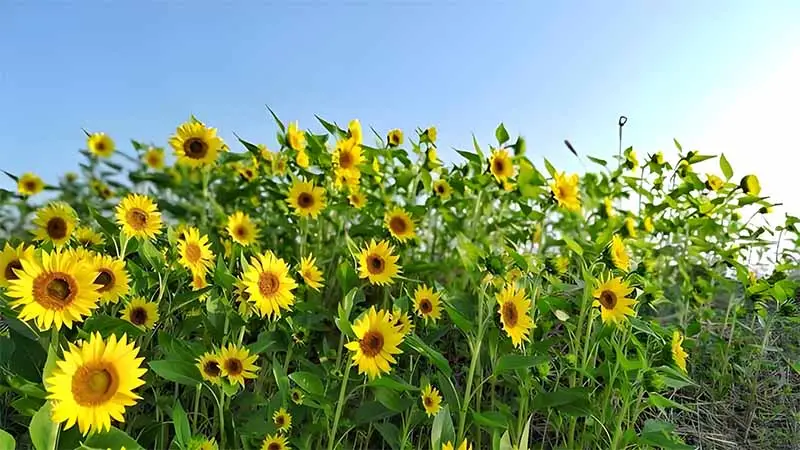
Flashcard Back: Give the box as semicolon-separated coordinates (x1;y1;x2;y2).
421;384;442;417
672;331;688;372
242;251;298;319
298;254;324;291
740;174;761;195
75;226;104;247
7;250;100;330
143;147;166;170
390;306;414;335
593;276;637;325
333;137;363;174
260;434;290;450
384;208;416;243
290;388;304;405
489;148;514;182
550;172;581;212
178;227;215;275
442;440;472;450
218;343;259;386
169;121;225;167
427;147;441;169
188;436;219;450
116;194;163;240
609;235;629;271
706;174;723;191
286;180;326;219
413;285;442;323
286;121;306;151
90;253;130;304
226;211;258;246
196;351;223;384
237;164;258;181
643;216;655;233
348;118;362;144
387;129;404;147
272;407;292;432
345;307;404;379
357;240;401;286
348;190;367;209
46;332;146;434
18;172;45;196
624;216;638;238
296;149;310;168
87;132;115;158
0;243;34;288
191;271;209;291
272;154;289;176
433;179;452;200
120;297;159;329
333;169;360;191
496;284;534;348
603;198;615;218
32;201;77;247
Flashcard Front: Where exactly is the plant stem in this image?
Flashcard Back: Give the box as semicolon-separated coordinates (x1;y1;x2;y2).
192;384;202;430
328;365;352;450
217;388;226;450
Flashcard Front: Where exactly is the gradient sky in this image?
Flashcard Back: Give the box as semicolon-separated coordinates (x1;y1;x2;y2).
2;1;799;214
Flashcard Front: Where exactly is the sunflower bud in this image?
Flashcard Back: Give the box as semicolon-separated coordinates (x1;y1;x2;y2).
740;175;761;195
644;369;667;392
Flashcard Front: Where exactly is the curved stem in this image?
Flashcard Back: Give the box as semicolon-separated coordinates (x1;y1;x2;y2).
328;365;352;450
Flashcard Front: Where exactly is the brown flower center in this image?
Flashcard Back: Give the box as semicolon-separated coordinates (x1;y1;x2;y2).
184;138;208;159
95;141;106;152
389;216;407;234
224;358;243;376
268;443;280;450
493;159;505;174
185;243;202;263
419;298;433;314
4;259;22;281
367;255;385;274
130;307;148;325
34;272;77;309
436;184;445;193
258;272;280;297
339;150;354;169
126;208;148;230
46;217;68;240
234;225;248;239
94;269;116;293
424;396;433;407
24;181;37;191
598;290;617;309
501;301;518;327
203;360;221;377
297;192;314;209
72;364;118;406
275;416;286;426
359;331;384;357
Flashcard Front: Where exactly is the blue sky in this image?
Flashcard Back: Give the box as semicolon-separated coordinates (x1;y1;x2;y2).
2;1;799;212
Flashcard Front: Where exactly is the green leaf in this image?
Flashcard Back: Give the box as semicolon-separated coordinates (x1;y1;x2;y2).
495;123;510;145
0;429;15;450
91;207;119;237
430;405;454;450
673;138;682;152
543;158;557;177
493;354;548;376
373;422;401;450
456;150;481;165
272;355;290;404
366;375;417;392
687;153;716;164
471;410;507;429
403;334;453;376
499;431;514;450
149;360;202;387
29;402;58;450
81;315;144;339
519;414;533;450
587;156;607;166
288;371;324;396
315;115;341;136
647;393;693;413
213;253;236;291
562;236;583;256
172;400;191;448
3;170;19;182
719;153;733;179
531;387;592;416
81;426;144;450
638;419;693;450
443;304;473;333
373;387;408;412
266;105;286;133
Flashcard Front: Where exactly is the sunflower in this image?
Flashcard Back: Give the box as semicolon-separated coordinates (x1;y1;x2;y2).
740;174;761;195
237;164;258;181
643;216;655;233
384;208;416;243
87;132;115;158
261;434;290;450
187;436;219;450
191;272;209;292
116;194;163;240
603;198;615;218
413;285;442;323
7;250;100;330
75;226;104;247
348;118;362;144
290;388;304;405
421;384;442;417
196;351;223;384
298;254;324;291
169;121;225;167
625;149;639;170
496;284;534;348
550;172;581;212
143;147;165;170
46;332;145;434
296;149;310;168
286;121;306;151
272;154;289;176
272;407;292;432
592;276;637;325
225;211;258;246
32;202;77;247
348;190;367;209
242;251;298;319
18;172;45;196
608;235;629;271
120;297;159;329
358;240;401;286
705;174;723;191
0;243;35;288
178;227;215;275
442;440;472;450
390;306;414;335
345;307;404;379
286;181;326;219
333;137;363;174
387;129;403;147
672;331;688;372
624;216;638;238
333;169;360;191
489;148;514;182
90;253;130;304
218;344;259;386
433;179;452;200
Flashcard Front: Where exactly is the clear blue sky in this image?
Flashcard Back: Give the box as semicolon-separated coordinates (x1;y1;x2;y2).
2;1;799;211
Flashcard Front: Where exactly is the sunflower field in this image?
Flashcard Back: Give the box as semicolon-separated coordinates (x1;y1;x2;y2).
1;111;799;450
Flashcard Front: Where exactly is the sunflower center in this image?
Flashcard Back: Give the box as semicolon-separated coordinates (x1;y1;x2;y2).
184;138;209;159
95;269;115;293
185;243;202;263
46;217;68;240
130;307;148;325
24;180;37;191
258;272;281;297
127;208;149;230
268;443;280;450
501;302;519;327
389;217;407;234
339;151;354;169
557;186;569;199
95;141;106;152
436;185;445;193
367;255;385;274
297;192;314;209
234;225;248;239
224;358;243;376
203;361;221;377
72;365;119;406
359;331;384;357
424;396;433;407
4;259;22;281
493;159;505;174
419;298;433;314
275;416;285;426
598;290;617;309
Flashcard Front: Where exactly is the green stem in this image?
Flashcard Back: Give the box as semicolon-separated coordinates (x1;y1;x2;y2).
328;365;352;450
192;385;202;430
217;388;226;450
